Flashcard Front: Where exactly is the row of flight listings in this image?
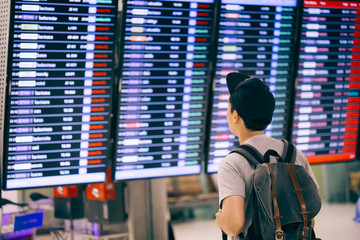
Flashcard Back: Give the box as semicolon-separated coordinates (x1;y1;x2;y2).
3;0;360;190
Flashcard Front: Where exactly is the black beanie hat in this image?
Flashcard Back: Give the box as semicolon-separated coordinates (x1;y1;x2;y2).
226;72;275;130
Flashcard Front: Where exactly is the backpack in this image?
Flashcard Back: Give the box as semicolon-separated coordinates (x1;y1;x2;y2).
221;139;321;240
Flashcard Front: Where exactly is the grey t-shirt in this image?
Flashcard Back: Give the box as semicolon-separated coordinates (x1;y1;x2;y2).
218;134;318;238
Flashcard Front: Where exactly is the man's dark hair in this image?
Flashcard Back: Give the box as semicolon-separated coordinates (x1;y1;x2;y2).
229;93;269;131
226;72;275;131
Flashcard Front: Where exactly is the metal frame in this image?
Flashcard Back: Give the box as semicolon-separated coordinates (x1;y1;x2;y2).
0;0;10;193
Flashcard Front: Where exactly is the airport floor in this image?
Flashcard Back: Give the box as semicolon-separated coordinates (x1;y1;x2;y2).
35;202;358;239
172;203;360;240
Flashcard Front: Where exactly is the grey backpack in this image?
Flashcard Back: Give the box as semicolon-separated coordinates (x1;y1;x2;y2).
222;140;321;240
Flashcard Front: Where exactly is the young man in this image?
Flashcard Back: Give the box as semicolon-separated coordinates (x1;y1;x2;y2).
215;72;318;239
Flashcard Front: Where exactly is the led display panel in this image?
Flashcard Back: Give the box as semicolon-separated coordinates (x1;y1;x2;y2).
206;0;298;173
3;0;118;189
292;0;360;164
114;0;214;180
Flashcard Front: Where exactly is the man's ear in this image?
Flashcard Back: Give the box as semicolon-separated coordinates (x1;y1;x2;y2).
233;111;241;123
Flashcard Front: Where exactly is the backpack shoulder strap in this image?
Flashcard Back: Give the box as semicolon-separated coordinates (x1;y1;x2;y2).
230;144;264;167
281;139;296;164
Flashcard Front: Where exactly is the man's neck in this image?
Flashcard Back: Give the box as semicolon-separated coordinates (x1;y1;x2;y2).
238;130;264;145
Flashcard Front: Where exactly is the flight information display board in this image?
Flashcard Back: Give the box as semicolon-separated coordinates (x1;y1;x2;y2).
115;0;214;180
292;0;360;164
206;0;298;173
3;0;118;189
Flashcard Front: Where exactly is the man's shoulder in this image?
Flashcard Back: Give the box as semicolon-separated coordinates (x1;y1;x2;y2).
243;135;284;155
225;149;249;161
218;150;254;175
220;151;247;167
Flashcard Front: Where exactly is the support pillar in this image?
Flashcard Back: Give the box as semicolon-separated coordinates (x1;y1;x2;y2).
127;179;168;240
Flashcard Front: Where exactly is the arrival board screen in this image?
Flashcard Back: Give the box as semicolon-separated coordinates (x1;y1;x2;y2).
114;0;214;180
3;0;118;189
292;0;360;164
206;0;298;173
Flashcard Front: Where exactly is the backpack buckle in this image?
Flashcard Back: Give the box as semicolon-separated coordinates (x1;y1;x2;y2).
301;227;309;238
275;230;283;240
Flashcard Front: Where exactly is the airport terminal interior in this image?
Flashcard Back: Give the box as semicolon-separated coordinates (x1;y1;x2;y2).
1;0;360;239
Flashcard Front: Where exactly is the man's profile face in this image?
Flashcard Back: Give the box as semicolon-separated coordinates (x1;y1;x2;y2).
226;99;236;135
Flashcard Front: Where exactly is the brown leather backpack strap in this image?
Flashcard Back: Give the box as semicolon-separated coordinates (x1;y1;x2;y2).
266;163;284;240
287;163;311;240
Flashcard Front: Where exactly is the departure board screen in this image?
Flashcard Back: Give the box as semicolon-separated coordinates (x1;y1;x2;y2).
115;0;214;180
3;0;118;189
292;0;360;164
206;0;298;173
